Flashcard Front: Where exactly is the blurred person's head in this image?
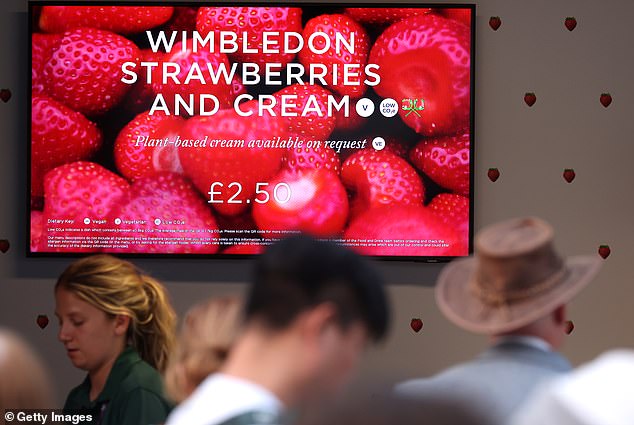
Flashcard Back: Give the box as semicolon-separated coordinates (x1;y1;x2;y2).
435;217;602;349
223;234;390;407
495;304;569;350
164;296;242;403
55;255;176;377
0;329;53;412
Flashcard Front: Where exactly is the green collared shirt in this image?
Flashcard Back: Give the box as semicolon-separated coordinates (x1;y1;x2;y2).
63;346;172;425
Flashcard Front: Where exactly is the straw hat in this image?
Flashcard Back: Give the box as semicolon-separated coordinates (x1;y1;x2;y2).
436;217;603;334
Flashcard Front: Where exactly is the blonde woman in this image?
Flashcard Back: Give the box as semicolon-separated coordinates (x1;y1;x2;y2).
55;255;176;425
0;328;53;413
164;297;242;404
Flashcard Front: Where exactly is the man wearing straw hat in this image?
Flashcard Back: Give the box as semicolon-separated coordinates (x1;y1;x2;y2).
395;217;603;425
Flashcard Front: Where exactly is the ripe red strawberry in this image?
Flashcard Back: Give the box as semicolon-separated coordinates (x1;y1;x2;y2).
598;245;611;259
344;7;432;25
563;169;576;183
39;6;174;34
42;162;129;252
428;193;469;254
599;93;612;108
440;8;471;26
564;17;577;31
36;315;50;330
111;172;219;254
30;210;45;252
44;27;141;116
273;84;336;140
0;89;11;103
342;150;424;218
369;14;470;136
178;109;285;216
114;111;186;181
152;41;234;115
44;161;129;222
284;144;341;175
487;168;500;182
252;168;349;237
196;7;302;69
344;205;464;256
123;49;165;115
410;133;470;196
31;96;103;199
524;92;537;107
410;318;424;333
298;14;370;97
489;16;502;31
428;193;469;230
32;33;62;96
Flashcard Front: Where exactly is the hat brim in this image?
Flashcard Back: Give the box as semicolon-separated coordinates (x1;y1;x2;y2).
435;255;603;334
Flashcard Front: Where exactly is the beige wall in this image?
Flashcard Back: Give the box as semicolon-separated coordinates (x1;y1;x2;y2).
1;0;633;406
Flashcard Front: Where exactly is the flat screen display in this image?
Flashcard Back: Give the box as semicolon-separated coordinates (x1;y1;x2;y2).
29;2;475;260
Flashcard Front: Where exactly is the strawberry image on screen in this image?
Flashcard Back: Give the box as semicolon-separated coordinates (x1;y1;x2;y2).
29;3;473;260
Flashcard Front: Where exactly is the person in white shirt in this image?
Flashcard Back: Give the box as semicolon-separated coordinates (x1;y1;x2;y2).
166;235;390;425
510;349;634;425
395;217;603;425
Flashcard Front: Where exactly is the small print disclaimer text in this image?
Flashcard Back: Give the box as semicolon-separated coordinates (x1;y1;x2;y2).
4;410;92;425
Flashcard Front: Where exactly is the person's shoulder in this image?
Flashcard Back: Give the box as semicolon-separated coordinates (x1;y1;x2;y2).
165;374;283;425
165;374;231;425
394;361;470;395
393;354;514;399
480;343;572;375
106;386;172;425
118;358;165;395
393;377;433;397
113;368;172;414
510;350;634;425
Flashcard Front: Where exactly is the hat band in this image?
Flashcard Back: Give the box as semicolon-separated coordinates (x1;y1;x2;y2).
470;265;569;307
